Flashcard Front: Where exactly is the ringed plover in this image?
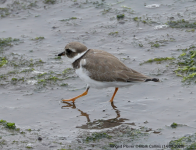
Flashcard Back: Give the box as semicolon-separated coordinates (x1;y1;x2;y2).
58;42;159;103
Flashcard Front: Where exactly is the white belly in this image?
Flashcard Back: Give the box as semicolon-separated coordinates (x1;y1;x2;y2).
75;66;133;89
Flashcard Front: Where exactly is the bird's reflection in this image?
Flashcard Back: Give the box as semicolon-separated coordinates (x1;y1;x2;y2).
111;102;120;118
61;102;135;129
62;102;90;122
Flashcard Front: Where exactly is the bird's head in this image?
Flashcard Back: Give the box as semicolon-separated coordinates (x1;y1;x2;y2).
58;42;88;61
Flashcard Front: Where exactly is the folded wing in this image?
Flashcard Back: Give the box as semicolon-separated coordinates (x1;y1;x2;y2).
82;49;149;82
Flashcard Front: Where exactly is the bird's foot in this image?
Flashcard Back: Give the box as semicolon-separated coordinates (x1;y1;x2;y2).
62;98;76;102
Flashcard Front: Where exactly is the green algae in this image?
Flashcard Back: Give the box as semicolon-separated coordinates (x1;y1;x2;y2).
11;78;18;82
6;123;16;129
73;125;149;150
101;8;112;14
62;68;72;74
169;137;185;150
151;43;160;48
37;75;61;83
0;37;19;47
121;5;131;9
186;29;195;32
37;79;46;84
31;37;45;41
149;39;174;48
132;16;153;24
117;14;124;19
0;120;16;129
140;57;175;65
37;72;47;77
0;120;6;124
141;45;196;82
0;57;7;67
92;1;105;8
8;56;44;68
60;83;68;86
36;71;68;87
0;139;7;147
11;77;25;84
187;142;196;150
28;1;38;8
171;122;178;128
167;19;196;28
85;132;112;142
60;17;77;21
27;129;32;132
169;133;196;150
55;56;62;59
149;38;175;48
139;43;143;47
20;68;35;73
182;73;196;82
44;0;56;4
175;46;196;82
108;31;118;36
0;8;10;18
133;17;139;21
0;52;70;87
47;75;61;81
26;146;33;149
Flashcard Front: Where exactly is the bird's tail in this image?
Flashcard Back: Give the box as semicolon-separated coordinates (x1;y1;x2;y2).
145;78;159;82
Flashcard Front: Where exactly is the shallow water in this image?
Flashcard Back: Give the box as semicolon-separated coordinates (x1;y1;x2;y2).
1;0;196;149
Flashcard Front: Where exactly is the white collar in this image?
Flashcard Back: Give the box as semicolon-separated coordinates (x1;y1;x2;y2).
69;49;90;63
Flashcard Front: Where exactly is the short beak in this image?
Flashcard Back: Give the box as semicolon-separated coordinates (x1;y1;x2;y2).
57;51;65;56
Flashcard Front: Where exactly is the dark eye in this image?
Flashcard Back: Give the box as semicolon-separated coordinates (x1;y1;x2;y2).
66;49;72;54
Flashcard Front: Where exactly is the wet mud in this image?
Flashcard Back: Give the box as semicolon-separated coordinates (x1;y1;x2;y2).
1;0;196;149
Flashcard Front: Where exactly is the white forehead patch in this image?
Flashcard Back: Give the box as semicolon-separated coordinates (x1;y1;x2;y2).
69;49;89;63
69;48;76;52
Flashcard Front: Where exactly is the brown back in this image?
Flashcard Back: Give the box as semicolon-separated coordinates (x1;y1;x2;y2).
73;49;149;82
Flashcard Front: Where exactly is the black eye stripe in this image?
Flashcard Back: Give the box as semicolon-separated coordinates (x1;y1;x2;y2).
66;49;72;53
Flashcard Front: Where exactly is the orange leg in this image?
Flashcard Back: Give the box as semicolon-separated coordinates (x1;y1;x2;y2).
62;87;89;102
109;87;118;102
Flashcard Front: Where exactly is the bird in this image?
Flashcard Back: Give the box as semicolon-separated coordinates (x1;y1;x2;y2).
58;42;159;103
